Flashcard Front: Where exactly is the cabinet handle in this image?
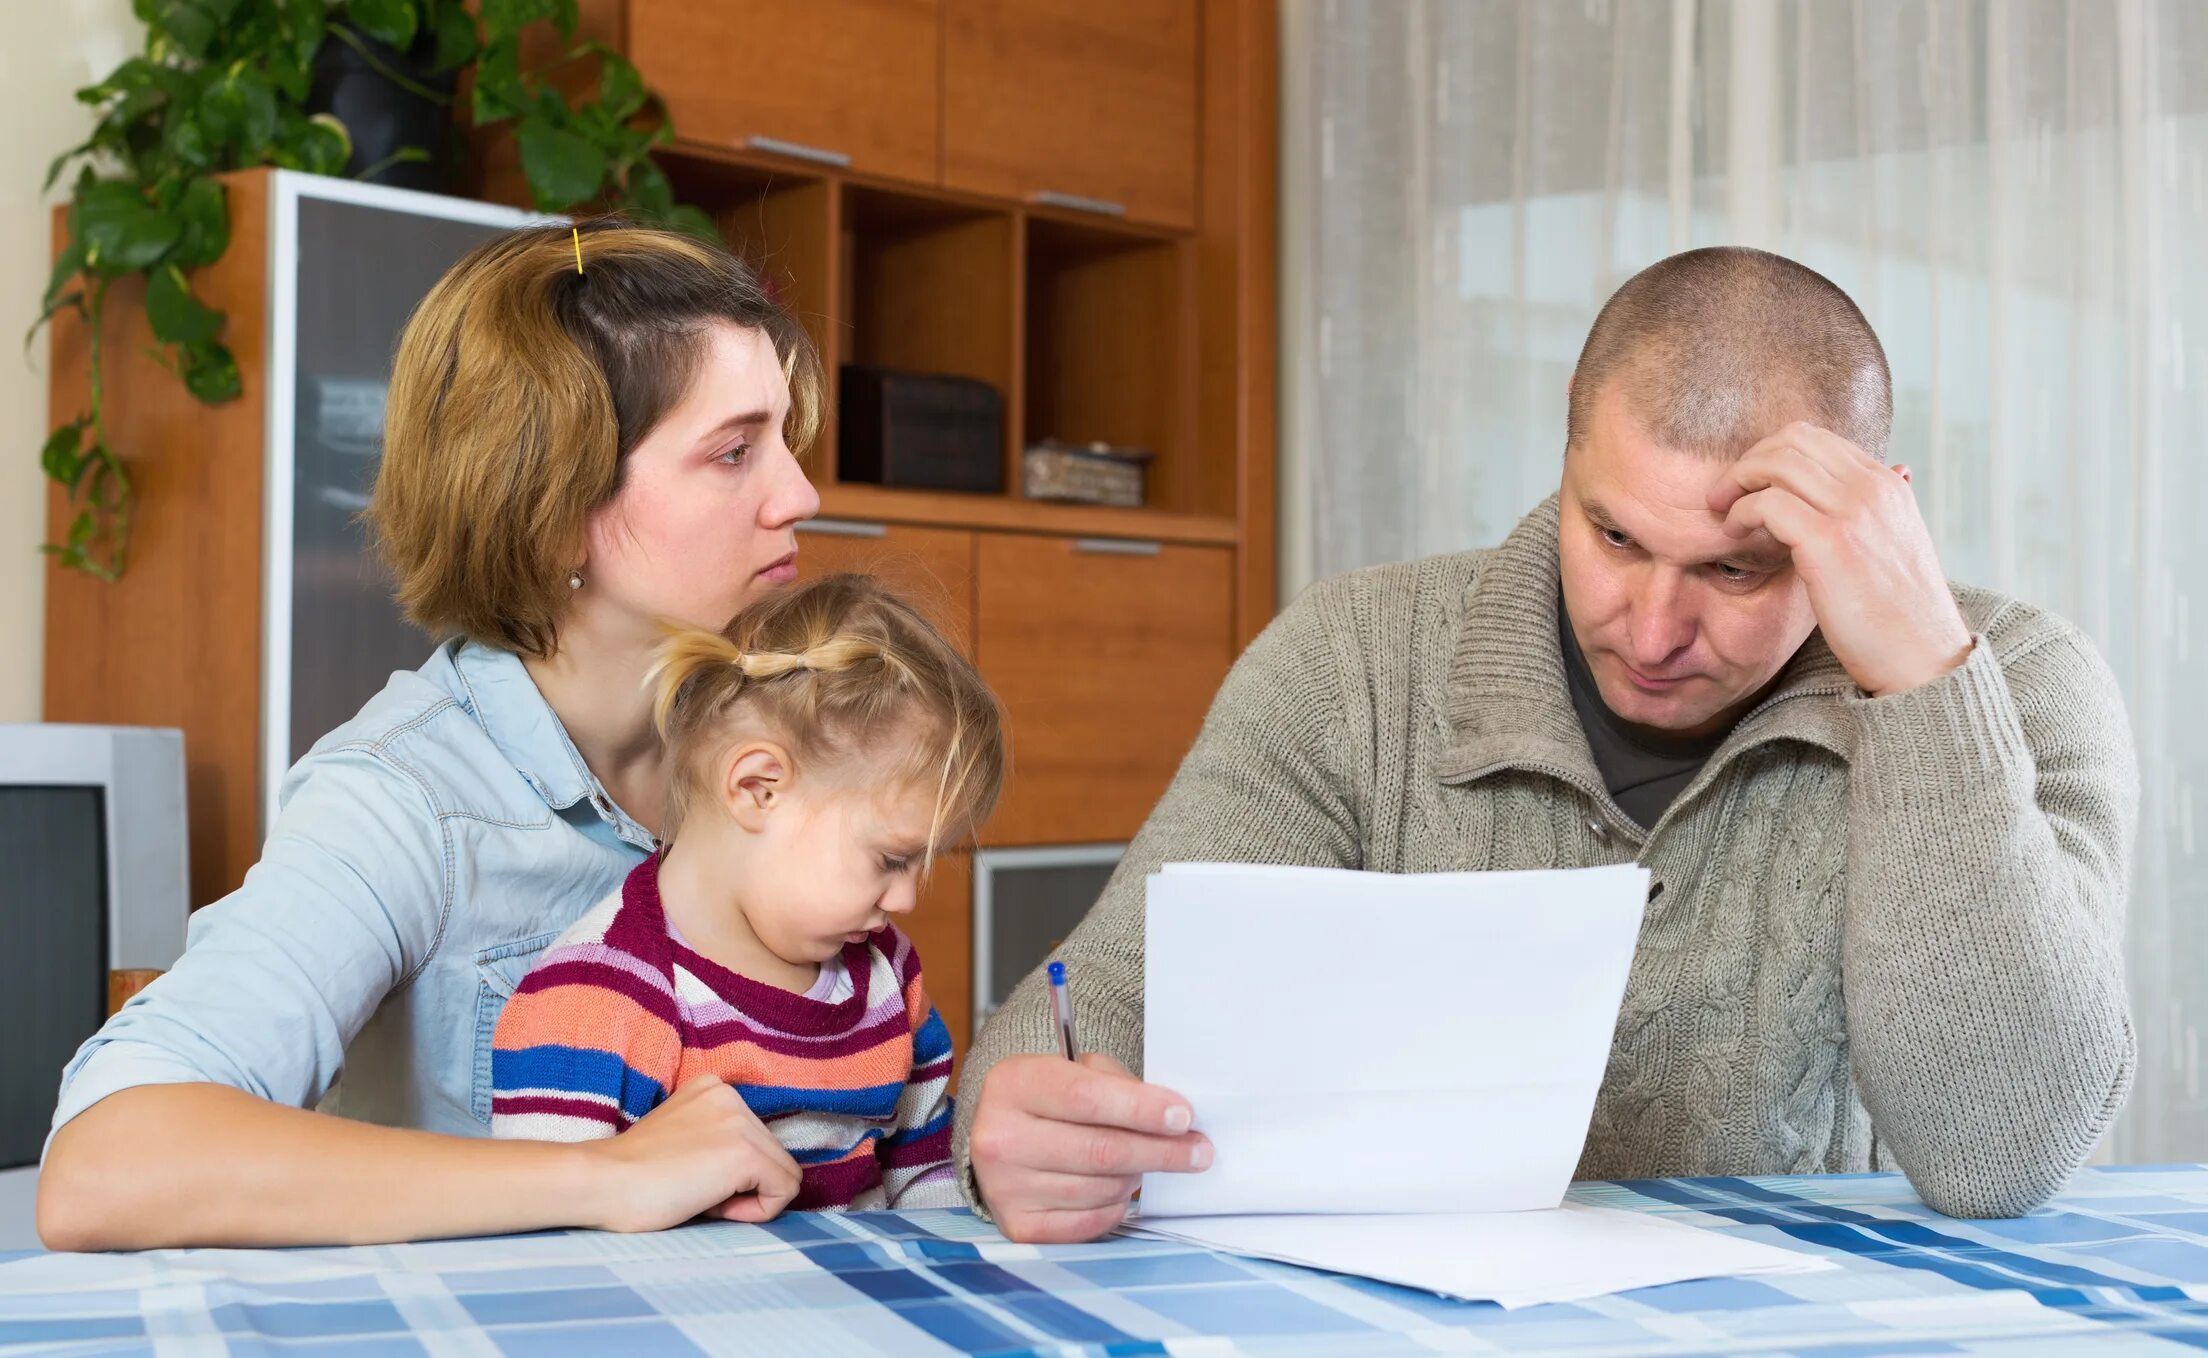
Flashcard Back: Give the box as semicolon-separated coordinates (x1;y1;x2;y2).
797;519;888;538
1031;190;1128;218
746;135;852;168
1073;538;1162;557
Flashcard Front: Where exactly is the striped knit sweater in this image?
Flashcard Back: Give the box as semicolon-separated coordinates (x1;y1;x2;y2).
490;855;958;1210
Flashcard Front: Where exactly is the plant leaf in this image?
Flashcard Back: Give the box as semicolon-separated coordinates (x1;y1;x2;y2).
345;0;418;51
265;45;311;104
428;0;477;72
275;112;353;175
200;68;279;157
623;157;673;218
597;50;646;122
179;339;242;402
160;109;214;170
44;141;92;194
470;34;522;123
285;0;328;65
154;1;220;59
41;239;88;312
39;419;88;487
169;176;228;268
147;264;223;345
71;180;181;273
481;0;570;39
516;118;606;210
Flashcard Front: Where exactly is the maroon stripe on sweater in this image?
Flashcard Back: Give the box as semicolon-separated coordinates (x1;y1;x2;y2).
604;855;679;969
687;1008;912;1061
792;1150;886;1210
513;958;681;1028
909;1058;952;1085
620;852;883;1035
492;1094;627;1128
885;924;923;988
669;937;876;1034
883;1126;951;1169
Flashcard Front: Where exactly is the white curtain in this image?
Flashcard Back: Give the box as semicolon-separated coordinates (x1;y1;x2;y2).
1282;0;2208;1163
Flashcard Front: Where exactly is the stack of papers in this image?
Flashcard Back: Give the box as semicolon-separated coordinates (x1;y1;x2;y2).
1127;1205;1830;1309
1133;862;1831;1308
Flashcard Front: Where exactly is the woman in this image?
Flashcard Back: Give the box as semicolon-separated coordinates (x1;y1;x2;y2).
37;221;825;1249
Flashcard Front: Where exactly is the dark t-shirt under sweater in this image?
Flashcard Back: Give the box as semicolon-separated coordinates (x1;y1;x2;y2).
1559;604;1724;830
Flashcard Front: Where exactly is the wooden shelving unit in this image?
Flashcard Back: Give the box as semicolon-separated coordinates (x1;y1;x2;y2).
659;138;1234;545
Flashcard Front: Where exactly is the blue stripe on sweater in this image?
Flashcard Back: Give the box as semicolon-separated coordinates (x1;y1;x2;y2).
884;1105;953;1148
912;1007;953;1065
737;1080;906;1120
492;1045;664;1121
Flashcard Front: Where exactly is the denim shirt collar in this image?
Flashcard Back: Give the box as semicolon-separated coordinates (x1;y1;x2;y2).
444;640;658;850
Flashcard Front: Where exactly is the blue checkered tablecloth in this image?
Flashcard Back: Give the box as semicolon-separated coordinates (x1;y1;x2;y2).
6;1167;2208;1355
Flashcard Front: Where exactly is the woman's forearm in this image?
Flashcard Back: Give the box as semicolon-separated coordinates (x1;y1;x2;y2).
38;1084;608;1250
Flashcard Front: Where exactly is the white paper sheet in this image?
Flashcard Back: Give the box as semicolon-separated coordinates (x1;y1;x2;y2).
1140;861;1649;1219
1124;1204;1831;1309
1132;862;1831;1306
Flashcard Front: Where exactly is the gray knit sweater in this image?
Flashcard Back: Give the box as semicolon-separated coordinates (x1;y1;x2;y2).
954;498;2138;1219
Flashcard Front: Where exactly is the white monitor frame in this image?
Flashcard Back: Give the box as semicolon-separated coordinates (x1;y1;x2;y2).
0;723;188;970
971;843;1128;1035
258;171;555;839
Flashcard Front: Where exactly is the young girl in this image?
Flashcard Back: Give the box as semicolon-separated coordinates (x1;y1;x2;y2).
488;574;1004;1212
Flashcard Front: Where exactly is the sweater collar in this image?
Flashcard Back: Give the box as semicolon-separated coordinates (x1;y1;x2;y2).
1434;496;1861;808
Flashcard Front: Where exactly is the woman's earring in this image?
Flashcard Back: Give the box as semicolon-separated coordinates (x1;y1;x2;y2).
568;568;584;591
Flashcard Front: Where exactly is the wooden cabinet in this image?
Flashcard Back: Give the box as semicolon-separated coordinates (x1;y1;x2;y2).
943;0;1199;228
629;0;941;183
792;521;976;654
975;535;1233;845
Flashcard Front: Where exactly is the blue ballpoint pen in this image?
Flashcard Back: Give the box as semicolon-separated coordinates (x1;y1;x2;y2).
1047;960;1080;1061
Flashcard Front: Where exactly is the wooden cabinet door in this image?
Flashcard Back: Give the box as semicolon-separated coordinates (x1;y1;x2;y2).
630;0;940;183
975;535;1232;844
943;0;1199;229
793;521;975;655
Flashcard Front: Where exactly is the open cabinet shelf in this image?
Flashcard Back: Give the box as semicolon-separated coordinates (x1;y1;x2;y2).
655;139;1227;541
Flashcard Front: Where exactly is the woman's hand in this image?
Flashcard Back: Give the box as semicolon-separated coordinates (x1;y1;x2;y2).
576;1076;804;1231
968;1052;1212;1243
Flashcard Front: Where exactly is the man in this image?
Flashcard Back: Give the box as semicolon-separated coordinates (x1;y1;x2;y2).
952;247;2139;1244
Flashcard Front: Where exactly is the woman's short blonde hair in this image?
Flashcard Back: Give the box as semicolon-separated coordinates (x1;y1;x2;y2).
648;574;1007;861
370;219;823;657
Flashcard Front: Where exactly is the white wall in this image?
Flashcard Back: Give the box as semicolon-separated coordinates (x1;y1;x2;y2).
0;1;140;723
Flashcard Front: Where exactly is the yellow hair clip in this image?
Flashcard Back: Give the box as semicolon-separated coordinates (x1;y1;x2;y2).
573;226;584;275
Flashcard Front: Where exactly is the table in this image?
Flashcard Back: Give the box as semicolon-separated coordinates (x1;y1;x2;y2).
5;1167;2208;1355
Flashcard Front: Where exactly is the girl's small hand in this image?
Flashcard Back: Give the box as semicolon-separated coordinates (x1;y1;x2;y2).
576;1076;804;1231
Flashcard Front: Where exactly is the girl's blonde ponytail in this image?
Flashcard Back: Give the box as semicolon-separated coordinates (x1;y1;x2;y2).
649;575;1005;852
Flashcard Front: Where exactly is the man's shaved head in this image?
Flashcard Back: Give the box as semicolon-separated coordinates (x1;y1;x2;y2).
1567;247;1892;460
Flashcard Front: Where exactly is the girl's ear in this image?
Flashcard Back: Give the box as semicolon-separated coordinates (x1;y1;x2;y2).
721;740;794;833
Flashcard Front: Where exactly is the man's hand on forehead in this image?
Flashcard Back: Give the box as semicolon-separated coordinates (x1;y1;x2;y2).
1705;422;1973;697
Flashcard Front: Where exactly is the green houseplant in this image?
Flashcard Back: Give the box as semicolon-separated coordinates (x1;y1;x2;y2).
34;0;714;580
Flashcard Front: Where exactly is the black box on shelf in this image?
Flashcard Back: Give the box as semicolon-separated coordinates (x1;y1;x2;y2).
837;366;1004;494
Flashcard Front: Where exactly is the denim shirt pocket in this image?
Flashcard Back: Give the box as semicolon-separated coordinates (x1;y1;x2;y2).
472;930;564;1124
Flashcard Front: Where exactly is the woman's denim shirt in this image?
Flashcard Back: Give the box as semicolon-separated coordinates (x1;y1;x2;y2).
48;640;654;1146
